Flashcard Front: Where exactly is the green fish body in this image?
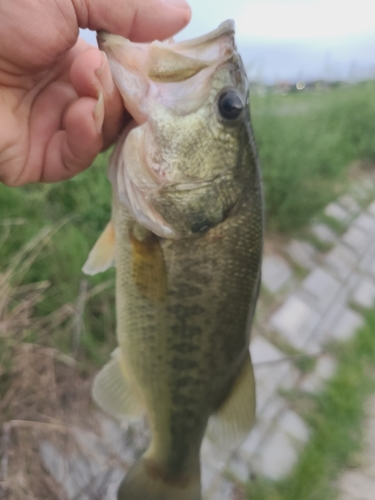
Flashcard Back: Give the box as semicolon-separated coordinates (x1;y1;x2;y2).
83;20;263;500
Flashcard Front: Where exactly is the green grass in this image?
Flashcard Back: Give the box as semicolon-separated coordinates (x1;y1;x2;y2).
0;152;116;366
251;80;375;232
247;308;375;500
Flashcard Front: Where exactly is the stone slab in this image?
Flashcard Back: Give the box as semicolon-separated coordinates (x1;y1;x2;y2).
324;244;357;281
250;337;286;365
269;295;321;350
251;428;299;480
358;240;375;274
338;470;375;500
253;359;297;411
352;278;375;309
310;223;337;244
278;410;310;443
324;202;350;223
329;307;364;341
260;396;287;424
342;225;369;255
300;355;337;394
301;267;341;312
239;424;267;459
338;195;360;216
367;201;375;218
353;212;375;233
262;255;293;294
227;456;251;482
285;240;316;270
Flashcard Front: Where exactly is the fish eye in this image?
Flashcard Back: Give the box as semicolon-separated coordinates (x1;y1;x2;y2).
218;90;244;120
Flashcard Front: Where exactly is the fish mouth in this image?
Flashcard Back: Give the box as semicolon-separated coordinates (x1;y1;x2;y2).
96;20;237;123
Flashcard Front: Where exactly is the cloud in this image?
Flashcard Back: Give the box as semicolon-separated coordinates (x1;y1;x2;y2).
236;0;375;41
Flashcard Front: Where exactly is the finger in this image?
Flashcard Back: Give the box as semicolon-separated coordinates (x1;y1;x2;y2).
17;82;78;185
42;96;103;182
70;47;127;148
73;0;191;42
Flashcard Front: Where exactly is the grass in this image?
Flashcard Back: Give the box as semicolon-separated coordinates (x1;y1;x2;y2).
0;152;116;367
251;80;375;232
247;308;375;500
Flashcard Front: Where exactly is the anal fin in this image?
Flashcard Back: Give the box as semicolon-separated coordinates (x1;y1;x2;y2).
92;348;144;421
206;354;256;450
82;221;116;275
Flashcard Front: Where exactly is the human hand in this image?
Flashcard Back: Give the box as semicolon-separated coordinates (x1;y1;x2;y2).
0;0;191;186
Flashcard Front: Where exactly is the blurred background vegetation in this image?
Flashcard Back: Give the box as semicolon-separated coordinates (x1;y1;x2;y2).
2;78;375;500
1;80;375;368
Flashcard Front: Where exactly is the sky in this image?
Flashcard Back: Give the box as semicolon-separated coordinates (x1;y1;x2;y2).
80;0;375;83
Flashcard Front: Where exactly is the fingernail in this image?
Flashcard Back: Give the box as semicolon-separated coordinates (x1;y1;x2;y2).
95;51;115;95
94;91;105;134
162;0;190;9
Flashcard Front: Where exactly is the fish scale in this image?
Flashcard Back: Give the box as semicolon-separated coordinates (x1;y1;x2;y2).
83;20;263;500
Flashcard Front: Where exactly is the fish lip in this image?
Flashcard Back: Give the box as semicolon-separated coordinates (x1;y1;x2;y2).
171;19;235;50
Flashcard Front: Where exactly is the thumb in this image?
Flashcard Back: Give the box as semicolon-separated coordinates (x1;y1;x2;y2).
73;0;191;42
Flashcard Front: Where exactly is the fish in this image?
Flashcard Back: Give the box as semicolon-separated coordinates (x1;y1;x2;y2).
82;19;263;500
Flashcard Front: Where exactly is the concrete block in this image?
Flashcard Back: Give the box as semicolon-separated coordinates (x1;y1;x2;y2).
300;355;337;394
301;268;341;311
329;307;364;341
227;456;250;482
310;223;337;243
353;212;375;233
253;360;294;411
239;425;267;459
252;428;298;480
342;225;369;255
278;410;310;443
352;278;375;309
207;478;234;500
269;295;321;350
338;470;375;500
262;255;293;294
324;202;350;223
367;200;375;218
324;244;357;280
260;396;287;424
250;337;285;365
201;462;220;492
285;240;316;270
338;195;360;215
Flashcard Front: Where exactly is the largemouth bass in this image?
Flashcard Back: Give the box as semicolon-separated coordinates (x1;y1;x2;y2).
83;20;263;500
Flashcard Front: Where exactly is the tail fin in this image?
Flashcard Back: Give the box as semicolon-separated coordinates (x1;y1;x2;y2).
117;457;201;500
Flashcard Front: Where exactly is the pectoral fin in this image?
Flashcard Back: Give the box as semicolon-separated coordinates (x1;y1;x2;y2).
82;221;115;275
92;348;144;421
206;355;256;449
131;224;167;301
